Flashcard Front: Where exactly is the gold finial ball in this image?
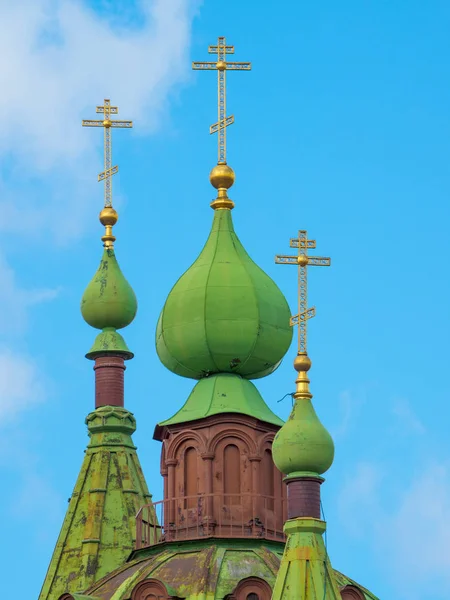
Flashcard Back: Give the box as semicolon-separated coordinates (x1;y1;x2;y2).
210;164;235;190
216;60;227;70
294;353;312;372
297;254;308;266
103;119;112;128
99;206;118;227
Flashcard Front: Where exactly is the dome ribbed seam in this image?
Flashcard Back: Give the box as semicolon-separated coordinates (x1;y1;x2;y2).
158;311;199;378
203;213;222;374
229;225;260;376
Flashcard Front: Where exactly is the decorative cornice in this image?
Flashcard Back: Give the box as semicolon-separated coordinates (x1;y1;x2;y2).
86;406;136;435
159;411;281;436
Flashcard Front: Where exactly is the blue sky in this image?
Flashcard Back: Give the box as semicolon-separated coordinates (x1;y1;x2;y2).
0;1;449;599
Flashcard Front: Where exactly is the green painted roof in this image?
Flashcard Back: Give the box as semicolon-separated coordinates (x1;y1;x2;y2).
60;596;100;600
78;537;379;600
272;397;335;478
86;328;133;360
158;373;283;429
84;539;285;600
39;407;156;600
156;209;293;380
272;518;343;600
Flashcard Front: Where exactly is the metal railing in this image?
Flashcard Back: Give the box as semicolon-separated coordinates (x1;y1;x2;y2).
136;493;287;549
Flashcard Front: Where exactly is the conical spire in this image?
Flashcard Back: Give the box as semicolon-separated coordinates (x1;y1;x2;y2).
39;100;156;600
271;229;342;600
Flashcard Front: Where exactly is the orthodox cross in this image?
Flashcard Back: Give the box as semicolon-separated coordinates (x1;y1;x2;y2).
275;231;331;354
193;37;251;164
82;99;133;208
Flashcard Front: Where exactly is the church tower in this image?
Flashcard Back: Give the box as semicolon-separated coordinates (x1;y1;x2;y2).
39;100;156;600
44;38;380;600
150;37;293;549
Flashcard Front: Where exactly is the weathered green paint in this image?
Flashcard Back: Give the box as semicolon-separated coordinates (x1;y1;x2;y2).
81;537;379;600
158;373;283;428
86;539;284;600
272;397;335;477
81;248;137;331
86;328;133;360
156;209;293;380
62;595;100;600
39;407;156;600
272;518;345;600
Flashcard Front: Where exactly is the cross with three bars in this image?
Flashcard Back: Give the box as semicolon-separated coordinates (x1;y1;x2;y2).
275;231;331;355
193;37;251;165
82;99;133;208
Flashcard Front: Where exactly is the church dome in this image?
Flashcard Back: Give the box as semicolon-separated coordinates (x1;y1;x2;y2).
64;539;377;600
156;209;293;380
272;355;335;477
81;247;137;330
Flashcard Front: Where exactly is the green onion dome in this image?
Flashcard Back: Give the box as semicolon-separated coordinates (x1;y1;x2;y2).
81;247;137;359
156;209;293;380
272;355;335;477
272;398;335;477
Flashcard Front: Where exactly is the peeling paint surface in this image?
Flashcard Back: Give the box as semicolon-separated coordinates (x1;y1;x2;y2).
84;538;378;600
39;408;156;600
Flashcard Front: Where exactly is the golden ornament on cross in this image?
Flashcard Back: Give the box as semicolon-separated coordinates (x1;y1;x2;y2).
276;230;331;355
193;36;251;165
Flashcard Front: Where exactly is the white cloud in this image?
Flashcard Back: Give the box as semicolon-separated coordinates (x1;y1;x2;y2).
338;460;450;600
0;349;47;420
12;470;64;540
384;464;450;596
331;387;369;439
0;251;59;335
0;0;200;242
0;427;64;543
0;0;198;166
337;461;384;538
391;396;426;434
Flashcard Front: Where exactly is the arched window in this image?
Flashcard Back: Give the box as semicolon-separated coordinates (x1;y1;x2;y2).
224;444;240;505
131;578;170;600
262;449;274;510
184;447;198;509
231;577;272;600
340;585;365;599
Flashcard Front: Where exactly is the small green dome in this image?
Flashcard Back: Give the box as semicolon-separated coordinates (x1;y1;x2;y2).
272;398;335;477
81;248;137;330
156;210;293;380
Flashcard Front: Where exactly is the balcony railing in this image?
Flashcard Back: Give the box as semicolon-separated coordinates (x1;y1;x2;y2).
136;493;287;549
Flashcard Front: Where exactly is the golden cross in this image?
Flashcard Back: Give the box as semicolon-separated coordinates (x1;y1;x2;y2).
193;36;251;165
275;231;331;355
82;99;132;208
